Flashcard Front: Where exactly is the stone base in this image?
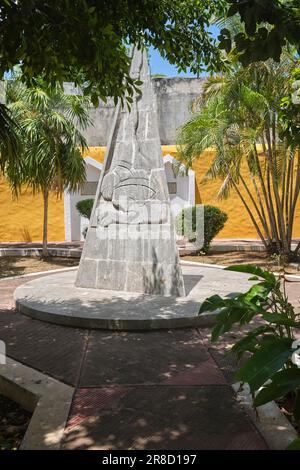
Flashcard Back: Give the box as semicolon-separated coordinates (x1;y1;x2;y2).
76;225;185;297
14;263;254;330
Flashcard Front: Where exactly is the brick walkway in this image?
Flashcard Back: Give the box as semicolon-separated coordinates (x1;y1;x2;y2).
1;272;299;450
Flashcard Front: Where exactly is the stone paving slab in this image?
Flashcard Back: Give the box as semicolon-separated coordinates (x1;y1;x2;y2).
80;329;226;387
0;308;86;386
63;386;267;450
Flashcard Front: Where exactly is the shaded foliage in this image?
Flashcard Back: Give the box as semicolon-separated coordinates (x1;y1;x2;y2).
176;204;228;254
76;198;94;220
220;0;300;64
5;78;90;256
0;1;227;107
178;54;300;260
199;264;300;435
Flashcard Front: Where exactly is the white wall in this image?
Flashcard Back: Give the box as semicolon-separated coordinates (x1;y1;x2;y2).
164;155;195;217
64;157;102;241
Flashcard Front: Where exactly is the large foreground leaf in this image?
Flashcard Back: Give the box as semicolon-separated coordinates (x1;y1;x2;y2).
287;438;300;450
235;338;294;392
225;265;276;285
262;313;300;328
254;368;300;407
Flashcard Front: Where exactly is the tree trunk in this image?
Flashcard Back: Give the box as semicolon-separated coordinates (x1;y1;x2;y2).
42;187;49;258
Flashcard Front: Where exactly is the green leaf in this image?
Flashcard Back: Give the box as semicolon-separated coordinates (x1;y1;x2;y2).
231;325;274;358
244;283;272;303
287;438;300;450
211;322;228;342
211;305;252;341
199;294;225;314
235;338;294;392
225;265;276;285
231;335;258;357
254;369;300;407
262;313;300;328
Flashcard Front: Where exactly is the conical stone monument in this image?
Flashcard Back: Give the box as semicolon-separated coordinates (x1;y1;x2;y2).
76;45;185;296
14;46;254;329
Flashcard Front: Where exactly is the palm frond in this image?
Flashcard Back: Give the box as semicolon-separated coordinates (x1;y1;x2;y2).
0;103;22;173
5;76;89;195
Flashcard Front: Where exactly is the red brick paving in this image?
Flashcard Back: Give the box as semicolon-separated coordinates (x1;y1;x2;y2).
2;272;297;449
63;386;267;450
66;387;131;430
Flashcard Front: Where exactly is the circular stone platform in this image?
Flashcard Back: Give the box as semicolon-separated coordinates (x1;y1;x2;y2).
14;263;254;330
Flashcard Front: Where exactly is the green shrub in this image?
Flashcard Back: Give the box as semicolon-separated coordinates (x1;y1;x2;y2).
175;205;228;254
76;198;94;219
199;264;300;444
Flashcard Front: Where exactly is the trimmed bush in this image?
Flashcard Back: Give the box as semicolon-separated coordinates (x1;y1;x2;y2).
76;198;94;219
176;204;228;254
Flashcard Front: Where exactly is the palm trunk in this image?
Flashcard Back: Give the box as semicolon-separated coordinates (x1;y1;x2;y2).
253;143;277;246
42;187;49;258
230;178;268;248
239;171;270;239
260;136;281;250
264;126;287;254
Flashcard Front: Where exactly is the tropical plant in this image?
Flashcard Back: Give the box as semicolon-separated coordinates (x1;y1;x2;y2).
176;204;228;254
76;198;94;220
2;1;299;105
0;102;21;175
0;0;227;107
280;62;300;146
178;54;300;261
287;437;300;450
199;264;300;429
5;78;90;257
220;0;300;64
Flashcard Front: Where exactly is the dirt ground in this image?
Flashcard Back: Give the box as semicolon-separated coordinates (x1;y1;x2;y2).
0;395;32;450
0;256;79;279
183;251;300;274
0;251;299;279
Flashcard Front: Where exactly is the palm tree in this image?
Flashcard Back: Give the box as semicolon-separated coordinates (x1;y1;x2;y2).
0;102;22;173
5;78;90;257
177;55;300;261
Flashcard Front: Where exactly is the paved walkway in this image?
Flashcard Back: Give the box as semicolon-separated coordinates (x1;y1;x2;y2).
0;271;299;450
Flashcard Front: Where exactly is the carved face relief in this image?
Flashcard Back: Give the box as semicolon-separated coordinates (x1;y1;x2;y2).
96;162;161;226
100;163;156;203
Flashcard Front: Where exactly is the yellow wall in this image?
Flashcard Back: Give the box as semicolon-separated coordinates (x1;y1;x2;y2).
191;149;300;239
82;146;105;163
0;179;65;242
0;145;299;241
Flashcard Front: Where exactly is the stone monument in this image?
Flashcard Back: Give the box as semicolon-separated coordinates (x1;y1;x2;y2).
76;45;185;296
14;45;255;330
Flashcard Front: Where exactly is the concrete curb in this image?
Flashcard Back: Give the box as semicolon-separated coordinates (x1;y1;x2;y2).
180;260;226;269
0;357;74;450
181;260;300;280
232;382;298;450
